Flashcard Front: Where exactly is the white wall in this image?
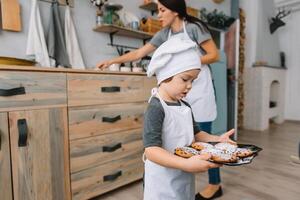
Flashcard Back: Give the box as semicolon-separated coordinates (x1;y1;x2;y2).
241;0;300;121
256;0;281;66
239;0;258;68
240;0;281;67
0;0;231;68
277;7;300;120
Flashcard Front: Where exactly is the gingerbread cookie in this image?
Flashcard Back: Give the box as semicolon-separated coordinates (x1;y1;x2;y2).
191;142;214;151
174;147;200;158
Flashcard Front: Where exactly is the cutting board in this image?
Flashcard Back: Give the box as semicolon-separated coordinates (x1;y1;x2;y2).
1;0;22;31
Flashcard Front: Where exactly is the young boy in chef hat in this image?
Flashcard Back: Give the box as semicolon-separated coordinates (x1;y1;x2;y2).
143;38;235;200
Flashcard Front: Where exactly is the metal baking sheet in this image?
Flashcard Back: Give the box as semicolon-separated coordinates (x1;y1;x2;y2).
210;143;263;166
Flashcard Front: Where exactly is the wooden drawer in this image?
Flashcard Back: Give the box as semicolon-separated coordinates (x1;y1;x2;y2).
0;71;67;112
69;103;146;140
68;74;150;107
71;152;144;200
70;128;143;173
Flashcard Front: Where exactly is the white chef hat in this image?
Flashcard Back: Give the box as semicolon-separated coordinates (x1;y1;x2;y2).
147;37;201;85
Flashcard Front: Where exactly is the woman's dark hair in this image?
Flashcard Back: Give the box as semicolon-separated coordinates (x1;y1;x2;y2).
158;0;211;34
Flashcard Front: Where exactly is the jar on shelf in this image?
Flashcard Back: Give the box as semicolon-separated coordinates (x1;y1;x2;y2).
96;9;104;25
132;61;143;72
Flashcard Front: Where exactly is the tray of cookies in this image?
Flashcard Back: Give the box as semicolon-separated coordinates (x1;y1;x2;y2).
174;142;262;166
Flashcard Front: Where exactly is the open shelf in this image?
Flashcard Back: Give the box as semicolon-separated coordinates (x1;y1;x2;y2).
93;24;154;40
139;2;158;13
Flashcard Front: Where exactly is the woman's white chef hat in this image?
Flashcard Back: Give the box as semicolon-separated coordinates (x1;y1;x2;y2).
147;37;201;85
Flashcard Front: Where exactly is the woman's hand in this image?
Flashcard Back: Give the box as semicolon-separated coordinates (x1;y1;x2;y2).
219;129;236;144
183;154;221;173
96;60;113;69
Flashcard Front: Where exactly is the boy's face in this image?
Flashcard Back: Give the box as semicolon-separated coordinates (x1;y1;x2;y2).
161;69;200;102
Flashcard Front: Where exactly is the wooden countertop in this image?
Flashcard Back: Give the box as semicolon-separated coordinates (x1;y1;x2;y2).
0;65;147;76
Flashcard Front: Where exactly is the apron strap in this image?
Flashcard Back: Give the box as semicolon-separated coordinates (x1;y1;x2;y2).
168;21;190;40
142;152;147;163
148;87;171;111
148;87;159;103
167;28;172;39
182;21;189;39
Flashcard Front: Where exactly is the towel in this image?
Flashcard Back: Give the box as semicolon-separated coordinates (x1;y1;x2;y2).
65;6;85;69
47;1;70;68
26;0;50;67
147;36;201;85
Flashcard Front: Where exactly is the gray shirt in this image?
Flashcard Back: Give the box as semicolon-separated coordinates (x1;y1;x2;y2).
143;97;201;148
149;22;211;48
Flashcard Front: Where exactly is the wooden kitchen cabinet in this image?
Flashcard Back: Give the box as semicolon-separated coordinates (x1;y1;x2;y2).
68;73;156;200
8;108;71;200
0;109;70;200
0;66;156;200
0;69;70;200
0;112;13;200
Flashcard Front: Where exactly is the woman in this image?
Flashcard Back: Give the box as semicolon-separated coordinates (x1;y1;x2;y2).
97;1;221;199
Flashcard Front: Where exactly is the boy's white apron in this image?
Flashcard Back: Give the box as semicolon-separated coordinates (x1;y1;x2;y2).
144;89;195;200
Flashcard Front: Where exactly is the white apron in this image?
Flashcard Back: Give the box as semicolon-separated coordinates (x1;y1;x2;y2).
167;22;217;122
144;89;195;200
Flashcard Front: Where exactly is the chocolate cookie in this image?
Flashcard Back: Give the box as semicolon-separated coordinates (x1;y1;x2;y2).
175;147;200;158
191;142;214;151
201;148;238;163
235;148;254;158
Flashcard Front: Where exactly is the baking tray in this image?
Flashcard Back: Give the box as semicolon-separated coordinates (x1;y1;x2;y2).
175;143;263;166
209;143;263;166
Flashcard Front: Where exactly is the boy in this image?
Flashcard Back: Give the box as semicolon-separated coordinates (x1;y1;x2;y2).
143;37;234;200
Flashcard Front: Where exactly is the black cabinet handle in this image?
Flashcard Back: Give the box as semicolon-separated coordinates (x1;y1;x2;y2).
101;86;120;93
0;133;1;150
0;87;26;96
102;115;121;123
18;119;28;147
103;171;122;182
103;143;122;152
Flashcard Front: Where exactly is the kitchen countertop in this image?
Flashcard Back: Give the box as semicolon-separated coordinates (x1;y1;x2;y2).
0;65;147;76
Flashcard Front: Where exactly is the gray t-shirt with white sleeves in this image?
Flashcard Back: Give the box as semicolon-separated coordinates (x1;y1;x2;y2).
149;22;211;48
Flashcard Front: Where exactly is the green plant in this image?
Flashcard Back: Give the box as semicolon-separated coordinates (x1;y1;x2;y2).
200;8;235;30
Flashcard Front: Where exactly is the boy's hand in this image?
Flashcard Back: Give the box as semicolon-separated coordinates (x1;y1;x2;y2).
219;129;236;144
183;154;221;173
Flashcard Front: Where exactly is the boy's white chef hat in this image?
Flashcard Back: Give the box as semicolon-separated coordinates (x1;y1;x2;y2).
147;37;201;85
